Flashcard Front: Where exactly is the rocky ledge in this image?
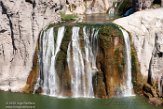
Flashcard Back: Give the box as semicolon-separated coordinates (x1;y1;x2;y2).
115;8;163;99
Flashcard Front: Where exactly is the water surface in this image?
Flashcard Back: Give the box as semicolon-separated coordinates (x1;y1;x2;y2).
82;14;120;23
0;91;162;109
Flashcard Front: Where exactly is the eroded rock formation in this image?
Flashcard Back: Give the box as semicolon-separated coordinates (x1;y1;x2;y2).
32;24;128;98
114;8;163;97
0;0;163;99
0;0;61;91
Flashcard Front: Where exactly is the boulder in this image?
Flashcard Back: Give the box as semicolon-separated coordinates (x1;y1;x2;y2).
143;83;158;97
149;97;163;106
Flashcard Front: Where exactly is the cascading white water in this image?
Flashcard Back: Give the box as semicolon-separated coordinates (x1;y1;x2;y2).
67;27;84;97
83;27;99;97
35;25;134;98
34;26;65;96
120;28;134;96
35;26;98;98
67;26;99;97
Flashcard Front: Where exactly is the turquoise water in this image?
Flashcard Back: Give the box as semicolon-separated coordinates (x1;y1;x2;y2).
0;91;162;109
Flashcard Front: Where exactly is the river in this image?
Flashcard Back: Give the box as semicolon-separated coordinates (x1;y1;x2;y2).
0;91;162;109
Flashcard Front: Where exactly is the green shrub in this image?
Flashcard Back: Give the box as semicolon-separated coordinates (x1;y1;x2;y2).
60;13;78;22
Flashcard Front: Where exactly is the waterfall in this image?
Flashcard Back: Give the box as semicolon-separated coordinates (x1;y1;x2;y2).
108;7;115;17
34;25;134;98
35;26;99;98
34;26;65;96
67;27;84;97
67;26;99;97
120;28;134;96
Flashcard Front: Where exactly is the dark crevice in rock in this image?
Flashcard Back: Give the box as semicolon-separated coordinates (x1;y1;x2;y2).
31;0;36;41
10;57;14;62
92;73;98;96
25;0;33;4
2;44;5;57
158;52;163;57
101;64;109;96
133;0;139;11
50;3;57;9
25;0;36;8
153;0;161;5
103;72;109;96
148;56;153;85
0;29;7;33
31;18;35;41
0;1;17;54
55;5;63;12
66;0;69;5
148;35;161;85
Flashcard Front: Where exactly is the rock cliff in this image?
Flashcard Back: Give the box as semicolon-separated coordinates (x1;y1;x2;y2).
0;0;163;98
114;8;163;97
0;0;61;91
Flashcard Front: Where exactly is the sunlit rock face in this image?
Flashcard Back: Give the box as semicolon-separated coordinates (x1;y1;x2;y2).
65;0;123;14
137;0;163;10
65;0;163;15
0;0;61;92
114;8;163;96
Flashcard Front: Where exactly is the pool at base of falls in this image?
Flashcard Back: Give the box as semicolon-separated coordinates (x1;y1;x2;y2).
0;91;162;109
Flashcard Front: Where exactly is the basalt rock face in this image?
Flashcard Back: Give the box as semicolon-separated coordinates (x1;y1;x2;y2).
0;0;61;92
114;8;163;97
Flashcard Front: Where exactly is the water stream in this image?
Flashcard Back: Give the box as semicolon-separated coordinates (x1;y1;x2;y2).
34;25;134;98
34;27;65;96
67;27;99;97
120;28;134;96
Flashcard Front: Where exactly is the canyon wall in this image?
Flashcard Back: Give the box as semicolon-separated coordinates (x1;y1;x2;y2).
65;0;122;14
0;0;163;97
0;0;132;92
0;0;61;91
65;0;163;14
114;8;163;97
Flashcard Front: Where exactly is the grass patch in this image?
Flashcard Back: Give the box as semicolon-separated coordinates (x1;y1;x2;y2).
60;13;78;22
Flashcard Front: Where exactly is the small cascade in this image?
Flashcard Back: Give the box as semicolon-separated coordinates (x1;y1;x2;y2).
67;26;99;97
108;7;115;17
34;26;65;96
120;28;134;96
